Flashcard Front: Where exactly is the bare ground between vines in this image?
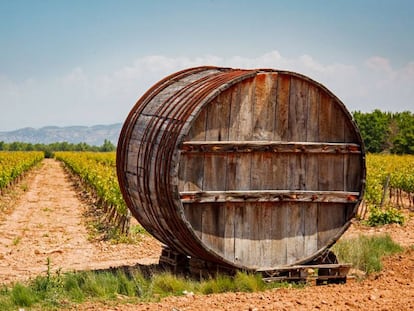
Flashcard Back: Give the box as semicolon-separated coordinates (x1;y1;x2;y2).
0;159;162;284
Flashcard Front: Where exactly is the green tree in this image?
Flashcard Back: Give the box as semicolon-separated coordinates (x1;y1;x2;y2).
353;110;391;153
99;139;116;152
9;142;25;151
391;111;414;154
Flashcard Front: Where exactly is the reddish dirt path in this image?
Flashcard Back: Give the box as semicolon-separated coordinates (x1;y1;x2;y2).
1;159;414;310
0;159;161;284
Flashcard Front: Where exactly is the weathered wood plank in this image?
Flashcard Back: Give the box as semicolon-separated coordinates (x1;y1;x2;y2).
178;153;204;191
259;203;273;267
187;108;207;141
228;78;254;140
286;203;304;264
229;80;256;266
180;141;361;154
302;179;318;259
306;84;320;143
227;82;252;191
317;93;335;248
303;203;318;256
231;203;277;268
234;204;250;267
287;153;306;190
201;204;225;254
250;153;273;190
331;102;346;191
180;190;359;203
318;94;334;192
183;203;202;238
253;73;278;140
270;203;288;266
202;90;231;191
225;153;251;191
274;74;290;140
303;85;320;256
251;73;277;191
270;127;288;265
245;203;261;266
202;154;227;191
223;203;235;262
205;91;231;141
317;95;346;248
330;101;349;232
289;77;309;141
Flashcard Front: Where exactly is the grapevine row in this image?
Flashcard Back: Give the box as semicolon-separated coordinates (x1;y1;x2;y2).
0;151;44;192
55;152;130;233
365;154;414;208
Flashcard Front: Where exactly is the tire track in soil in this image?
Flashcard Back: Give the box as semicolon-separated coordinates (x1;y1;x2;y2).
0;158;161;284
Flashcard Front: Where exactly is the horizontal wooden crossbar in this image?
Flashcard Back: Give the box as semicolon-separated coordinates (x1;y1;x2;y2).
259;263;352;283
180;141;361;154
180;190;360;204
257;263;352;272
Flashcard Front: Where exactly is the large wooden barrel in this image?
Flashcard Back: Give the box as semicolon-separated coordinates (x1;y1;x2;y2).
116;66;366;271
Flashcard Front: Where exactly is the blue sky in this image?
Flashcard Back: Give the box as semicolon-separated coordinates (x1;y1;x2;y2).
1;0;413;131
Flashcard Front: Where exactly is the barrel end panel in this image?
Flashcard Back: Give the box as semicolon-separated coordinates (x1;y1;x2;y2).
117;66;366;271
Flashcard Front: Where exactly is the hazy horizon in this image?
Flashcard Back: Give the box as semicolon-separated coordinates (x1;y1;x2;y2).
0;122;122;132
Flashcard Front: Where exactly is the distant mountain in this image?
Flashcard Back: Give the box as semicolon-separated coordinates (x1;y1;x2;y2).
0;123;122;146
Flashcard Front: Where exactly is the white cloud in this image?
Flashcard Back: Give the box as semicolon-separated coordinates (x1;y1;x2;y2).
365;56;393;73
0;51;413;131
361;57;414;110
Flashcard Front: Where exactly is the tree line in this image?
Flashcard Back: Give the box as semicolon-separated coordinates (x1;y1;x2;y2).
353;110;413;154
0;110;413;155
0;139;116;157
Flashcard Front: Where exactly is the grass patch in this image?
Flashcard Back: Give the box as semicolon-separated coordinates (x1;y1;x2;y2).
11;283;37;307
3;234;401;310
198;271;294;295
333;234;403;274
0;267;302;310
152;272;193;298
199;274;236;294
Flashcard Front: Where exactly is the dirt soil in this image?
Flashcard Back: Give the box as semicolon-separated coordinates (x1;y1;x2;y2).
1;159;414;310
0;159;162;284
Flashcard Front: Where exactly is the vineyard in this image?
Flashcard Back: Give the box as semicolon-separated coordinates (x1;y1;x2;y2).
0;151;44;193
54;151;130;233
365;154;414;208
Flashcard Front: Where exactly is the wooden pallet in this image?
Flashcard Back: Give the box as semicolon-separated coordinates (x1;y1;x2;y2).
159;246;351;284
189;257;236;279
259;264;351;285
159;246;189;274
